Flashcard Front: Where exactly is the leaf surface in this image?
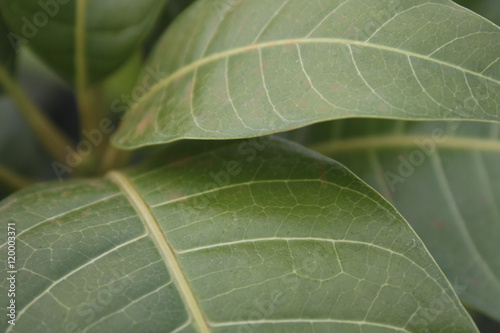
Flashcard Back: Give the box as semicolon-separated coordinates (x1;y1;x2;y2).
0;0;167;83
113;0;500;148
307;119;500;321
0;138;478;332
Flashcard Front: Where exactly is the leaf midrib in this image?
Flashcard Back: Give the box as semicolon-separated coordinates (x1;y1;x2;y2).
309;134;500;155
107;171;210;333
210;318;411;333
130;37;500;113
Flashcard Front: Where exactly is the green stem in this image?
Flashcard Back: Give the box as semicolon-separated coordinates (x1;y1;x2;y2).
99;144;131;174
0;65;75;165
73;0;107;176
0;164;34;191
75;0;99;133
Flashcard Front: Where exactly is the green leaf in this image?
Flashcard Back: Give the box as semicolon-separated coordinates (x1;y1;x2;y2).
0;138;478;332
0;0;167;83
113;0;500;149
308;119;500;321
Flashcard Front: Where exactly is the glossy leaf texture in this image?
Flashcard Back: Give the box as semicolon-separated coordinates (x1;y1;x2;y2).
113;0;500;148
0;0;167;83
0;139;478;332
307;119;500;321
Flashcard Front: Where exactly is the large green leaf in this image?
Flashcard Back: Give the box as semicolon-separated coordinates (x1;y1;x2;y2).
113;0;500;148
0;139;478;332
307;119;500;321
0;0;167;83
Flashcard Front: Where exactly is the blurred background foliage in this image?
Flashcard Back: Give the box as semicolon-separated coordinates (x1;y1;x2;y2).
0;0;196;199
0;0;499;330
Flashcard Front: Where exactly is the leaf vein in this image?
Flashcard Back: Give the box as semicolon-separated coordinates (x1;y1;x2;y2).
209;318;411;332
8;234;150;330
82;281;174;332
0;193;121;249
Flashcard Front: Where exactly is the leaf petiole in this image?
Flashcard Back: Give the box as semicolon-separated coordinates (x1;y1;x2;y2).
98;144;131;175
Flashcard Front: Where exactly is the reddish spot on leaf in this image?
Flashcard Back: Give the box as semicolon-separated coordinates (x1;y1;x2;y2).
135;112;155;137
171;156;193;167
480;194;491;205
431;219;445;230
472;278;482;288
283;43;295;52
61;191;72;198
330;82;344;93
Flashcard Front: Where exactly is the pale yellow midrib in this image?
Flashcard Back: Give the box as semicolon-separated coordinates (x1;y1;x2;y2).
309;135;500;155
129;37;500;113
107;171;210;333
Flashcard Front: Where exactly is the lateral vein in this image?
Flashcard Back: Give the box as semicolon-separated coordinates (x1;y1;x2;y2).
129;37;500;114
107;171;211;333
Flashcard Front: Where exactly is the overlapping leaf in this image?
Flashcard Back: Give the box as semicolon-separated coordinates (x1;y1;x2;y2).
0;139;478;332
307;119;500;321
0;0;167;83
113;0;500;148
